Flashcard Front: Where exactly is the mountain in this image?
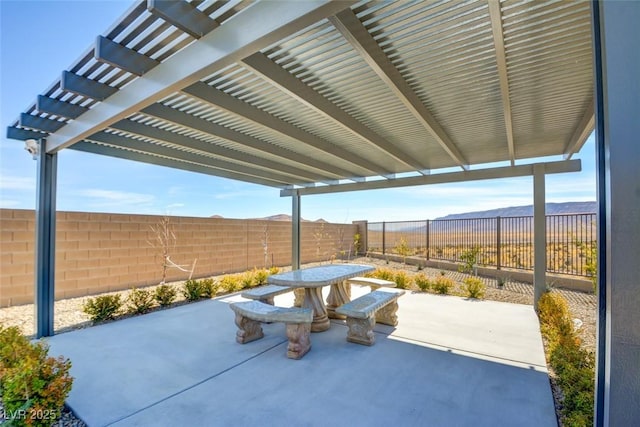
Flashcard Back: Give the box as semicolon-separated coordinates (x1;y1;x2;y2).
211;213;327;222
435;201;596;220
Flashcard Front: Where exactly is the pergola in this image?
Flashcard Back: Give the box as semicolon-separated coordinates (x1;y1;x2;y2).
5;1;638;425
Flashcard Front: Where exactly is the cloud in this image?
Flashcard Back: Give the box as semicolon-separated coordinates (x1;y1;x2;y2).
75;189;155;207
0;174;35;191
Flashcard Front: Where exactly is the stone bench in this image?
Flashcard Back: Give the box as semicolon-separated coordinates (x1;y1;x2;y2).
347;276;397;291
241;284;292;305
230;300;313;359
335;290;405;346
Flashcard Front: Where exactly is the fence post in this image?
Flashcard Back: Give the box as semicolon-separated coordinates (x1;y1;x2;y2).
425;219;430;260
496;216;501;270
382;221;386;254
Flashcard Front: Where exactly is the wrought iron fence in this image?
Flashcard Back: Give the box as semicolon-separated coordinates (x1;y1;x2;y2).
367;213;596;277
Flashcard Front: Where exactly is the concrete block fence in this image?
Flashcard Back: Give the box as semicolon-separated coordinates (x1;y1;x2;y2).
0;209;357;307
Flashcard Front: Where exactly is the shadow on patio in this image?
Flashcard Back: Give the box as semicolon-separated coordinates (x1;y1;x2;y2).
46;285;556;427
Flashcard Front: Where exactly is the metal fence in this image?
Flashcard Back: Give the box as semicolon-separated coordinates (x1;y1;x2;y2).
367;213;597;277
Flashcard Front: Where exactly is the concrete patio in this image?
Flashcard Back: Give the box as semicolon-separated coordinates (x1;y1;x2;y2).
47;285;556;427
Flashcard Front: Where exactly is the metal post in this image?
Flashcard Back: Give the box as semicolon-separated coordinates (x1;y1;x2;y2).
425;219;430;261
34;138;57;338
593;1;640;425
533;164;546;308
496;216;501;270
382;221;386;255
291;190;301;270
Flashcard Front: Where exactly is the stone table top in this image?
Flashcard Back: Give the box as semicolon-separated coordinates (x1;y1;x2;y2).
268;264;375;288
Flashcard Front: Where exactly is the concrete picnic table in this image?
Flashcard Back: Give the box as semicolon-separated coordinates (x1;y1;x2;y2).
267;264;375;332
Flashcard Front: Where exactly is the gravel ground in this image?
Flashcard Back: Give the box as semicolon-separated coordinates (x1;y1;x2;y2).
0;258;596;426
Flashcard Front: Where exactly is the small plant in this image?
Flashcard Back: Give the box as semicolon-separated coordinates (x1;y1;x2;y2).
182;279;203;301
253;268;269;286
368;267;395;281
240;272;256;289
200;278;216;298
414;273;431;292
154;284;177;307
464;277;485;299
394;235;412;264
83;294;122;323
0;325;73;427
127;287;155;314
497;277;506;288
268;266;281;275
218;275;242;294
353;233;361;256
439;270;446;276
459;245;480;274
433;277;454;295
394;270;411;289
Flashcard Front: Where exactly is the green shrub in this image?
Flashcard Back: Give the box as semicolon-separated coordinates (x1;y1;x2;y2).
0;326;73;427
182;279;203;301
458;245;480;273
83;294;122;323
394;270;411;289
433;277;454;294
127;287;154;314
463;277;485;299
414;273;431;292
200;278;216;298
154;284;177;307
537;292;594;426
240;272;256;289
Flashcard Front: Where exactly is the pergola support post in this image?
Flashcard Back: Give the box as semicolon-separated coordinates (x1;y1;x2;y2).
291;190;301;271
34;139;57;338
533;164;546;308
593;1;640;425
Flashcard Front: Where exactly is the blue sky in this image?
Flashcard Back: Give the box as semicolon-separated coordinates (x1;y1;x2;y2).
0;1;596;223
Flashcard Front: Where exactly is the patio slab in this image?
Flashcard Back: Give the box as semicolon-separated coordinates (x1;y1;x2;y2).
46;286;556;427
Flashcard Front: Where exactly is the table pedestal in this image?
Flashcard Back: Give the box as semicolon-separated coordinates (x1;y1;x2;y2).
303;288;330;332
326;281;350;320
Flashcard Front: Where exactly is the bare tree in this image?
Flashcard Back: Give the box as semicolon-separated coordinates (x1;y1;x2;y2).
148;215;196;284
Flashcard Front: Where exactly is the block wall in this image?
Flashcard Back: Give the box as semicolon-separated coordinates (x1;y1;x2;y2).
0;209;357;306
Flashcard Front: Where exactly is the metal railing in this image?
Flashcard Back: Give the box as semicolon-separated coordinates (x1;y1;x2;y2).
367;213;596;277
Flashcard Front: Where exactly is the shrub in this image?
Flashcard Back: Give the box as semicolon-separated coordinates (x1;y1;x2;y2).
394;270;411;289
200;278;216;298
459;246;480;273
182;279;203;301
127;287;154;314
463;277;485;299
218;275;242;294
369;267;395;281
537;292;594;426
154;284;177;307
240;272;255;289
268;266;281;275
0;326;73;427
433;277;454;294
83;294;122;323
414;273;431;292
253;268;269;286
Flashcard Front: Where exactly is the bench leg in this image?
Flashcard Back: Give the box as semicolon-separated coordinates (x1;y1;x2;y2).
376;300;399;326
286;322;312;359
261;296;275;305
293;288;305;307
234;313;264;344
345;316;376;346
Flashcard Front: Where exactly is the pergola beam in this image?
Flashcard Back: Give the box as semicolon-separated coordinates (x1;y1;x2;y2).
61;70;118;101
181;82;391;175
108;120;326;182
241;52;424;171
488;0;516;165
19;113;66;133
36;95;89;119
45;0;356;153
281;159;581;196
77;135;291;186
95;36;160;76
146;0;218;39
329;9;468;170
564;97;595;159
141;103;352;178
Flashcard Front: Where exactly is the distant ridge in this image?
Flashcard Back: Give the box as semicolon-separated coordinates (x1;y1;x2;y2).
436;201;596;220
210;213;327;222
